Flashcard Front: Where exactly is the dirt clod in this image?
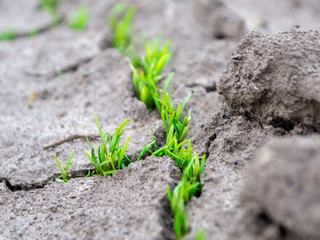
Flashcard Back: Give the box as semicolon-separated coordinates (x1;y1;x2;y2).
0;157;180;240
218;28;320;132
235;136;320;240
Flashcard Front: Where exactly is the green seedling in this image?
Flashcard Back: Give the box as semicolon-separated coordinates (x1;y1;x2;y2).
168;140;205;174
138;140;156;160
39;0;59;9
194;228;206;240
131;38;172;112
153;125;188;159
138;127;160;160
68;4;89;30
28;29;39;38
0;27;17;41
167;174;198;239
158;92;193;142
39;0;60;26
165;141;206;239
54;149;74;183
108;3;136;55
85;115;131;176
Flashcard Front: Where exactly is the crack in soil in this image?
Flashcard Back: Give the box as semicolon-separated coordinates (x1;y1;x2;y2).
25;55;94;78
185;82;217;92
11;15;65;40
0;169;91;192
204;133;217;158
43;134;100;150
159;187;176;240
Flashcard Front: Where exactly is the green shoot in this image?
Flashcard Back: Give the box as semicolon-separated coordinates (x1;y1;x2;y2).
39;0;59;9
85;115;130;176
54;149;74;183
39;0;60;26
131;38;172;112
165;139;206;239
158;91;194;142
150;127;158;151
68;4;89;30
28;29;39;38
108;3;136;55
138;140;156;160
194;228;206;240
0;27;17;41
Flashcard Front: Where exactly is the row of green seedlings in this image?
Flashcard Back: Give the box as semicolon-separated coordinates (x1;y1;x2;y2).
53;3;206;239
0;0;88;41
108;3;206;239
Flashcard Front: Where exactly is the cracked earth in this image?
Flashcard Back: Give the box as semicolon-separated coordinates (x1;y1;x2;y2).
1;0;320;239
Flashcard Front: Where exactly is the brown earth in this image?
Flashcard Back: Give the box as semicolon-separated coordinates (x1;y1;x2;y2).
1;0;320;239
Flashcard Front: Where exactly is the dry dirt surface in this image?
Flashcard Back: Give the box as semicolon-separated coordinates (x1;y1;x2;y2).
1;0;320;239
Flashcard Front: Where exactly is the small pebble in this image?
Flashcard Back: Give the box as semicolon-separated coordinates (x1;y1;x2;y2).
228;146;234;153
233;160;238;165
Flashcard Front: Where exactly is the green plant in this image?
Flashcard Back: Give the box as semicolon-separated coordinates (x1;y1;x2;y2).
138;140;155;160
167;174;198;239
28;29;39;38
137;127;159;161
39;0;59;9
158;91;193;142
194;228;206;240
163;137;205;239
131;38;172;112
0;27;17;41
108;3;136;55
167;164;205;239
68;4;89;30
85;115;131;176
39;0;60;26
54;149;74;183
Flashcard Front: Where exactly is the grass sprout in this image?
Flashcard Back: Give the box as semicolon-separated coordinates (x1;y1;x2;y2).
68;4;89;30
158;91;193;142
167;174;198;239
85;115;131;176
39;0;60;26
0;27;17;41
28;29;39;38
167;167;205;239
108;3;136;55
54;149;74;183
131;38;172;111
194;228;206;240
163;138;206;239
138;140;156;160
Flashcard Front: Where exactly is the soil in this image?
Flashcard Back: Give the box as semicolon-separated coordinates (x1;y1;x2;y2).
1;0;320;239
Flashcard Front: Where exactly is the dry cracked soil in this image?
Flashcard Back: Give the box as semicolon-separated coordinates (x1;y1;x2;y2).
1;0;320;239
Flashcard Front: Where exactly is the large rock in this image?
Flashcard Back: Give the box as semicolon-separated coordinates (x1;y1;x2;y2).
234;136;320;240
218;28;320;132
